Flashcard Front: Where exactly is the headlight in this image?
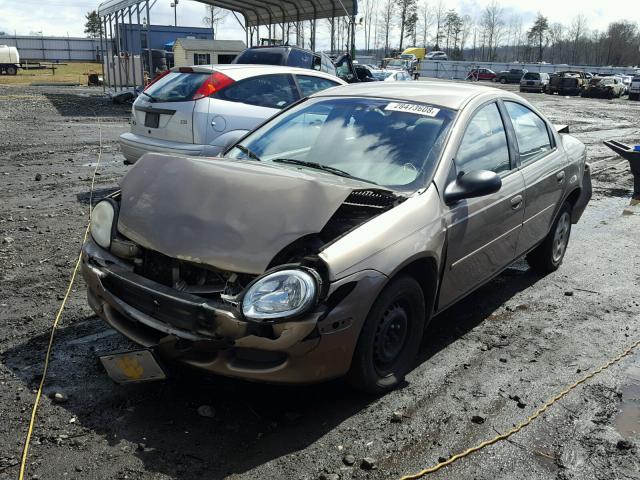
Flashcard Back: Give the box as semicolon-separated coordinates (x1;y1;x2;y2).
90;200;116;249
242;269;319;321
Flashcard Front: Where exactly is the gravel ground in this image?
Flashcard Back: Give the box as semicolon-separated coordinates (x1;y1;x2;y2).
0;83;638;480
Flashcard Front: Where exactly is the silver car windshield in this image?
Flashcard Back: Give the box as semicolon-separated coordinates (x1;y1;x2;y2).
225;97;456;190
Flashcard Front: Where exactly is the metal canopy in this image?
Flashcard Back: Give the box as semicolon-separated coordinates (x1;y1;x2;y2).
99;0;357;27
196;0;356;27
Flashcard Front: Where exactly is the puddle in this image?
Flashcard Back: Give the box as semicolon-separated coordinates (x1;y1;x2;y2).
614;354;640;438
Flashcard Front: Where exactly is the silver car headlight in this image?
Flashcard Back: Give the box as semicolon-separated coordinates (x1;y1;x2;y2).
242;269;319;321
90;200;116;249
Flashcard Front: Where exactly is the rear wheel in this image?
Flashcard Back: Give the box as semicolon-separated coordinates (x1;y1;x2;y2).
347;276;426;393
526;202;572;274
500;77;507;84
6;65;17;76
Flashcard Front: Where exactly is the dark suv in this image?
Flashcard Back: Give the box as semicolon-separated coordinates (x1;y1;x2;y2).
496;68;527;84
233;46;359;83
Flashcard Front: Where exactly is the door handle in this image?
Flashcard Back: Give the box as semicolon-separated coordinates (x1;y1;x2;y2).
556;171;566;182
510;195;523;209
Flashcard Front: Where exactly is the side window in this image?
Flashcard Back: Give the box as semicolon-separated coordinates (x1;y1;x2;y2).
286;49;312;69
456;103;510;174
193;53;211;65
312;55;322;71
296;75;340;97
504;101;552;165
214;74;297;109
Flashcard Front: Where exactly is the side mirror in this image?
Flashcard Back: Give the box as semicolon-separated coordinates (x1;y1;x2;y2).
444;170;502;204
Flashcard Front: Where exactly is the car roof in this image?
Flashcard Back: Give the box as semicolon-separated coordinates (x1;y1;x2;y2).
309;80;514;110
172;64;345;83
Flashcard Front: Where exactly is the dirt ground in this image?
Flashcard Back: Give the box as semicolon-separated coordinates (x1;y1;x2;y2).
0;63;102;86
0;83;638;480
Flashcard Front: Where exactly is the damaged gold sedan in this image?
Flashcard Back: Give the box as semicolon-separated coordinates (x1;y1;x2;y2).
82;82;591;392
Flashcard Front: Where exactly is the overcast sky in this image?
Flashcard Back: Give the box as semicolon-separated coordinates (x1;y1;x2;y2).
0;0;638;50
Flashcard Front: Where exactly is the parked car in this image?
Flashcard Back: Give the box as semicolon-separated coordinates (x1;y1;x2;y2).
119;65;346;164
354;64;377;82
496;68;527;84
85;81;591;392
620;75;633;95
466;68;497;81
629;75;640;101
385;58;412;72
425;50;448;60
547;71;589;95
371;69;412;81
581;76;625;98
233;45;359;83
519;72;550;93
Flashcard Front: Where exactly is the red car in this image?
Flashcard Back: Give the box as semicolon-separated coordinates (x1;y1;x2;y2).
466;68;497;81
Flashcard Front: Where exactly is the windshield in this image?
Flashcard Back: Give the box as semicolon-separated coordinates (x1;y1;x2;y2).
388;60;404;67
224;97;456;190
143;72;209;102
372;71;393;80
523;72;540;80
233;49;286;65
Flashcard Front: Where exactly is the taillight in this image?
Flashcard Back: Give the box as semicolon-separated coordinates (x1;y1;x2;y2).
144;69;171;91
193;71;235;100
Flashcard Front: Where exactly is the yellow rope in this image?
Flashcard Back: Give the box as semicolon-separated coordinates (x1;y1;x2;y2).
18;111;103;480
399;337;640;479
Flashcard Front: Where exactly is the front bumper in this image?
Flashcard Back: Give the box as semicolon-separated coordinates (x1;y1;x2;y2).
81;240;386;384
119;132;223;164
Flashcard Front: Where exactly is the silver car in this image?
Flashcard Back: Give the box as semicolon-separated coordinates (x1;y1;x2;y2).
119;65;346;163
520;72;550;93
84;82;591;392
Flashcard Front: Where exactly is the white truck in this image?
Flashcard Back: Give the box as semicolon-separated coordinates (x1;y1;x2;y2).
0;45;20;75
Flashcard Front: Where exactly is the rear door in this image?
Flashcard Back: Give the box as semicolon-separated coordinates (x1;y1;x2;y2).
205;73;300;144
502;100;568;256
132;71;209;143
439;102;526;308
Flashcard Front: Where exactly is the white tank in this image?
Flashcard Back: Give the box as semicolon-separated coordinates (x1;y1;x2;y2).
0;45;20;64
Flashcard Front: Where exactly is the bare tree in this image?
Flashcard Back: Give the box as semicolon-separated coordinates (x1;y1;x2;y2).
547;22;564;63
202;4;228;40
568;14;588;64
360;0;377;53
433;0;445;50
480;0;504;61
418;1;434;48
379;0;395;56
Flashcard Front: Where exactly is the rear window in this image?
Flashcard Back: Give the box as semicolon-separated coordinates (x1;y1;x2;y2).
234;49;286;66
286;49;313;69
213;74;297;109
523;72;540;80
144;72;209;102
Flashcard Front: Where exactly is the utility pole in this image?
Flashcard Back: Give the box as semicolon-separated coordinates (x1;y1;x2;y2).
170;0;178;26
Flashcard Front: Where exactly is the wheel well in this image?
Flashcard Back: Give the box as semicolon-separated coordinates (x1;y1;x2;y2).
394;257;438;316
565;188;581;209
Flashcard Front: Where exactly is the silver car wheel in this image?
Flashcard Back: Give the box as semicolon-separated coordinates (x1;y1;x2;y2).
552;212;571;263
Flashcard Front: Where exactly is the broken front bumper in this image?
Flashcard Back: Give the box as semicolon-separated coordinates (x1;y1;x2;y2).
81;240;386;384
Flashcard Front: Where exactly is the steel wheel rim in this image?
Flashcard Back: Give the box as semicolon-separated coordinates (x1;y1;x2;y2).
552;212;571;263
373;302;409;375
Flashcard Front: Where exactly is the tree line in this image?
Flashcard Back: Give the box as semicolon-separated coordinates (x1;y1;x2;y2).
356;0;640;66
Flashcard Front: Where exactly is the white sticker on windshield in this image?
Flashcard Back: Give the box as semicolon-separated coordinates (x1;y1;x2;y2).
385;102;440;117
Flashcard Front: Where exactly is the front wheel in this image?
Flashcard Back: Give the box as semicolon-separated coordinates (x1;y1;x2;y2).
6;65;17;76
526;202;572;274
500;77;507;84
346;276;426;393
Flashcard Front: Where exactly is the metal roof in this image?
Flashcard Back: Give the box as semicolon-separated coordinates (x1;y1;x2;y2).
173;38;246;51
98;0;357;26
309;81;516;111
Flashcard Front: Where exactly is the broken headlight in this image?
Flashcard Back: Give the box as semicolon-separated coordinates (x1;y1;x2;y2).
90;199;116;249
241;269;319;321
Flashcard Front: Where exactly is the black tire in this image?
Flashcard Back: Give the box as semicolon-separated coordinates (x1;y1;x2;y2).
6;65;17;76
347;276;426;393
519;87;524;92
526;202;572;274
500;77;507;84
630;93;639;101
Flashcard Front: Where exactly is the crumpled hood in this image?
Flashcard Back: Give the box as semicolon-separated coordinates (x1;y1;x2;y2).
117;153;359;274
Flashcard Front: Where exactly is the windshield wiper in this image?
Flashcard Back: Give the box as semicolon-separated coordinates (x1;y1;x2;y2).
141;91;156;102
235;144;262;161
272;158;377;184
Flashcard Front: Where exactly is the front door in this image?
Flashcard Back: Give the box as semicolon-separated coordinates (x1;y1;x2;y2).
501;101;568;256
439;102;526;309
